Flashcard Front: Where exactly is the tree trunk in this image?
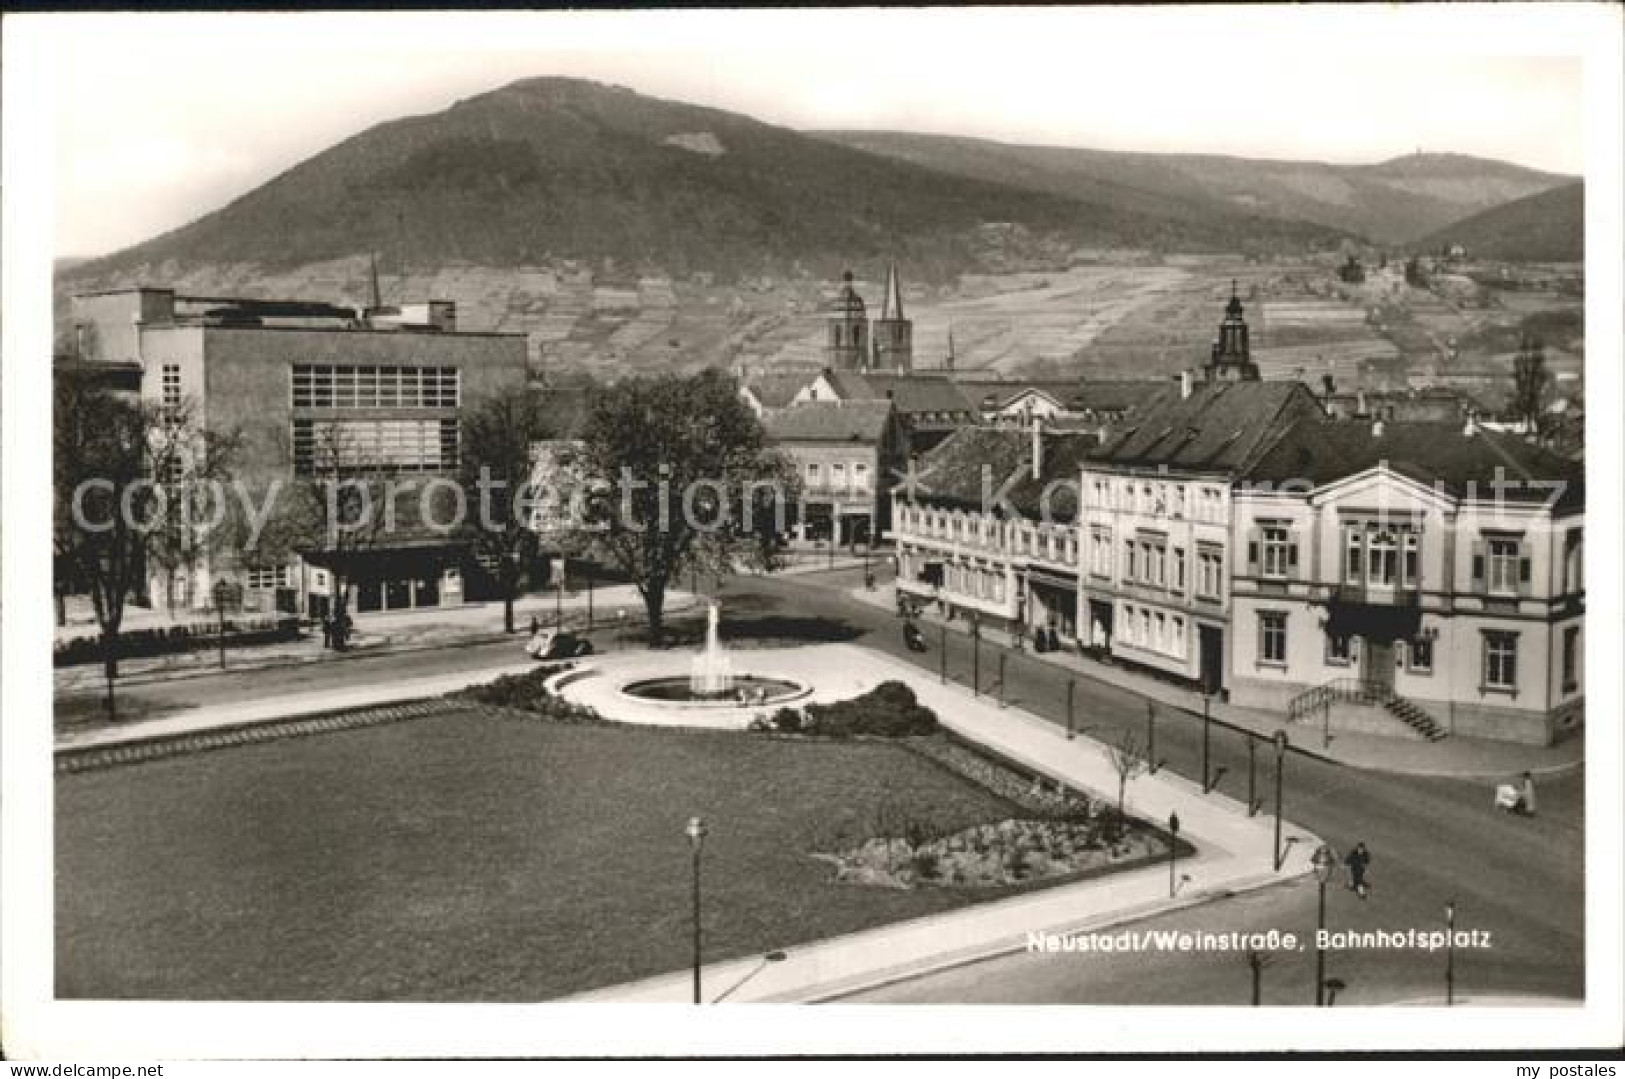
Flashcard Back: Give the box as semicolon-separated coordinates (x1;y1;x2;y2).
102;629;119;716
643;582;666;647
503;593;515;635
1118;776;1126;817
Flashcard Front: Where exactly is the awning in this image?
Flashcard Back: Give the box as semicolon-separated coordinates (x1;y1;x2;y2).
1323;599;1422;642
1028;568;1080;591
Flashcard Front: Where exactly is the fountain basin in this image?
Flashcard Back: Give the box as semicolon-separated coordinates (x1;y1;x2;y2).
621;675;810;708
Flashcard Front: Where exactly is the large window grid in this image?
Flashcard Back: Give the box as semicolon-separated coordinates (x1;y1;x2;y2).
293;418;458;475
291;364;460;410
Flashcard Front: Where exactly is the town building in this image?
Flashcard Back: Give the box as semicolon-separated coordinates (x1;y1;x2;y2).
1230;417;1584;745
891;422;1095;647
764;400;902;548
797;368;979;455
67;287;530;619
1077;379;1328;692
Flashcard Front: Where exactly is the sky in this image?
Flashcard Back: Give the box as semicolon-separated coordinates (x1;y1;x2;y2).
29;7;1590;259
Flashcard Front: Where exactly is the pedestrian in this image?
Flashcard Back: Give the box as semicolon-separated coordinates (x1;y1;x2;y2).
1518;770;1538;817
1344;841;1372;899
321;616;333;649
529;614;540;637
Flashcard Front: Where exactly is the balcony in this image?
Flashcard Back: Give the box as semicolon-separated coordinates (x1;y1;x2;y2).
1331;583;1420;607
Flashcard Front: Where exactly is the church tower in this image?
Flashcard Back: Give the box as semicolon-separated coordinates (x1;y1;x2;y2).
825;270;869;371
871;262;913;373
1203;281;1261;382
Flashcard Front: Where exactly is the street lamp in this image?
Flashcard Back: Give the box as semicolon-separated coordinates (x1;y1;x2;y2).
585;560;594;631
1272;730;1289;871
1445;898;1457;1006
1311;843;1336;1005
1146;702;1157;773
685;815;709;1004
1066;678;1076;739
971;614;981;697
1201;693;1213;792
1246;732;1258;816
1168;812;1182;897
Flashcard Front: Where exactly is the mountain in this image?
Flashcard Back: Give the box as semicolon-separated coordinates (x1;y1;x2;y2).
1414;181;1583;262
811;132;1574;245
66;77;1346;289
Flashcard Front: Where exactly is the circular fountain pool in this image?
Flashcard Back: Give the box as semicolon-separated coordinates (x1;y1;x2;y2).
620;675;810;707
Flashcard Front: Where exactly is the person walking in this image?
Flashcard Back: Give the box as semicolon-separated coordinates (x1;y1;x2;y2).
1518;770;1538;816
1344;841;1372;899
529;614;540;637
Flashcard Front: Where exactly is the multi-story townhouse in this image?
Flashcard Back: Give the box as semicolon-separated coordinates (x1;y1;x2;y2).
1077;378;1327;693
892;424;1096;645
765;401;901;548
892;428;1031;635
1230;417;1584;745
69;287;530;618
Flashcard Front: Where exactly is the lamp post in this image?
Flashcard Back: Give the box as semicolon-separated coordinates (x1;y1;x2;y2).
940;622;948;685
212;579;232;671
1066;678;1076;739
1272;730;1289;871
555;557;565;627
1247;733;1258;816
1201;693;1213;792
997;653;1006;709
1312;844;1335;1005
1323;694;1332;750
1146;702;1157;773
1445;898;1457;1006
585;560;594;631
971;615;981;698
1168;811;1182;897
685;816;709;1005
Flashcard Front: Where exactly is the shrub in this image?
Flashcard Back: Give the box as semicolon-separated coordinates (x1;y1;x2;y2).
799;681;938;739
53;615;301;667
459;664;574;711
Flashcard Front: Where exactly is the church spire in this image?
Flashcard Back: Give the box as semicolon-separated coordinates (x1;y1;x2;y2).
881;261;905;321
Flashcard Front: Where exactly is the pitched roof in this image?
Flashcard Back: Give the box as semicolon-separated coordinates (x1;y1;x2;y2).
1073;380;1168;413
743;373;812;410
1091;380;1322;474
1007;431;1100;523
901;427;1029;511
1244;419;1584;507
765;400;893;443
951;377;1168;414
825;370;977;416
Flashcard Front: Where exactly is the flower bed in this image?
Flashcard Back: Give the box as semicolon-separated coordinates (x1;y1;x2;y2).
53;615;302;667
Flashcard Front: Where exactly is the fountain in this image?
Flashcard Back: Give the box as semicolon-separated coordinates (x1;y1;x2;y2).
607;599;810;710
690;602;734;696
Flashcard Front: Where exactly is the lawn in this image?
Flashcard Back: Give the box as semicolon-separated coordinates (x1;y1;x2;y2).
57;706;1035;1001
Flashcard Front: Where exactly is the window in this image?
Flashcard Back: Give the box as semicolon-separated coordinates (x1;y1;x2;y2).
1259;612;1288;665
1197;548;1223;600
853;463;870;492
1326;632;1351;666
1483;631;1518;691
161;364;182;408
832;463;847;492
293;418;458;475
1139;609;1151;645
1402;532;1420;588
807;463;821;488
1260;525;1295;579
291;364;459;410
1408;635;1433;674
1367;529;1397;587
1345;527;1363;582
1171;617;1185;655
1173;548;1187;591
1124;540;1137;581
1563;530;1583;594
1562;626;1580;692
246;565;290;591
1154;612;1166;650
1485;538;1523;595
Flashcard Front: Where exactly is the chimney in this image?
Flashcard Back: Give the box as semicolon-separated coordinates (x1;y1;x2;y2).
1372;418;1385;438
1321;373;1336;399
1463;409;1478;438
1031;413;1044;481
1180;370;1193;400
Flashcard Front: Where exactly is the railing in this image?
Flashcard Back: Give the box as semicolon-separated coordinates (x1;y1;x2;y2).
1287;677;1395;723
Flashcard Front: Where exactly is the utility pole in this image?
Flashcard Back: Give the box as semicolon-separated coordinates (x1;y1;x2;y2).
1066;679;1076;739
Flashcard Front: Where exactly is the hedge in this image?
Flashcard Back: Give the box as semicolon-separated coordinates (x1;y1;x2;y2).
54;615;303;667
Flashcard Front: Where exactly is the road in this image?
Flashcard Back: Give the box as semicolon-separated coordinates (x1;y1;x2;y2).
59;564;1586;1005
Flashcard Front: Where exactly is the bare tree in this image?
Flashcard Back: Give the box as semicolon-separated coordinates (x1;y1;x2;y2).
457;384;551;634
1102;727;1150;817
145;399;242;615
53;378;235;712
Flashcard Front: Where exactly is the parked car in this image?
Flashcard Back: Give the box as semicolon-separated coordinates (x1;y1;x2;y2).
525;629;594;660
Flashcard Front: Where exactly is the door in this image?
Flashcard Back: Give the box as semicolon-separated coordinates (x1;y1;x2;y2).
1364;638;1395;694
1198;625;1224;695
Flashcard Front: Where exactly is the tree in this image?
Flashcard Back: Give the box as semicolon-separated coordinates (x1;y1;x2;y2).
1512;335;1548;435
1103;728;1150;817
53;378;235;711
458;385;552;634
570;369;798;643
145;401;242;615
258;422;406;648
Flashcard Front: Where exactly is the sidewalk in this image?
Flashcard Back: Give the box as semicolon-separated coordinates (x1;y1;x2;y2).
54;587;697;694
849;582;1584;779
564;643;1319;1003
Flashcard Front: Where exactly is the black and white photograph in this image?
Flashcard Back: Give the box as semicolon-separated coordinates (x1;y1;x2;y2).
3;4;1621;1060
